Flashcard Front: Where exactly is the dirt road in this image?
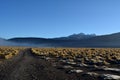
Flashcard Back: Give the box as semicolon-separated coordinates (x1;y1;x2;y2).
0;49;71;80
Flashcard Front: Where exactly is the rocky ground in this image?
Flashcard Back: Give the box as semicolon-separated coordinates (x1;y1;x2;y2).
0;48;119;80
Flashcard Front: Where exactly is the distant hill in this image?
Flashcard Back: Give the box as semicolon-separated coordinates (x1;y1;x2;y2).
8;37;51;44
8;37;72;47
54;33;96;40
0;38;15;46
80;32;120;47
5;32;120;47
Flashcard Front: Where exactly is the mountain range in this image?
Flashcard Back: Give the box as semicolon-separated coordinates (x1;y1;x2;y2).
0;32;120;47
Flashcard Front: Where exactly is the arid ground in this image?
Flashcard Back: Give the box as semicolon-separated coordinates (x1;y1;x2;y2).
0;48;120;80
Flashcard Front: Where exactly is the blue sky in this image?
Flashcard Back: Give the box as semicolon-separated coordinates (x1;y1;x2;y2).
0;0;120;39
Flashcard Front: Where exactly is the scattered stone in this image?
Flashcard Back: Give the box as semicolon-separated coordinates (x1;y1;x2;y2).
67;59;74;62
67;69;83;74
104;68;120;73
85;72;99;76
59;59;76;65
100;74;120;80
44;57;52;61
86;65;98;68
75;63;88;67
100;66;108;68
66;61;76;65
82;72;99;78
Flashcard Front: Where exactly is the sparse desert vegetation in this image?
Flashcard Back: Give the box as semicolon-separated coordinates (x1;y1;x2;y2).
32;48;120;80
32;48;120;66
0;47;24;60
0;47;120;80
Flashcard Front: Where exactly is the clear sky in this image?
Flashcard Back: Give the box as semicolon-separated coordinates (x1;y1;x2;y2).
0;0;120;39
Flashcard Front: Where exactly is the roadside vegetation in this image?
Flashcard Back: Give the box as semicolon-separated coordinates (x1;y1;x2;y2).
0;47;24;60
32;48;120;66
